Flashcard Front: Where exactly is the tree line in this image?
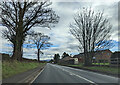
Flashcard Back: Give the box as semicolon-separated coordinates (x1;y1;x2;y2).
53;52;70;64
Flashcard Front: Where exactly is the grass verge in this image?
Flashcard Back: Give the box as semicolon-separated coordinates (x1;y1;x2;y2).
92;63;110;65
68;63;120;74
2;61;46;79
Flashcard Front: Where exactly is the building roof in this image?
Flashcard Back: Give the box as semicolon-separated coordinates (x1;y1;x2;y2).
73;53;84;58
62;56;72;60
94;49;112;54
73;49;112;58
61;56;78;61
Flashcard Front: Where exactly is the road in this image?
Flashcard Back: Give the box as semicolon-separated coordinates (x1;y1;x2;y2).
32;63;119;84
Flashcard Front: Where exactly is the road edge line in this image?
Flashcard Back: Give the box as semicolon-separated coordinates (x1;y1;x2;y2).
60;68;96;84
62;65;119;79
18;67;41;83
30;66;46;83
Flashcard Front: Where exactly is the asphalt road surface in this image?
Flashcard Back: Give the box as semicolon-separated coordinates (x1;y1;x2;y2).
32;63;119;84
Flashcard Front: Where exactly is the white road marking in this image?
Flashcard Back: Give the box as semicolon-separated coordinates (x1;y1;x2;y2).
30;66;46;83
18;67;42;83
74;74;95;83
65;69;95;84
59;65;119;79
50;64;119;84
53;64;96;84
69;73;74;76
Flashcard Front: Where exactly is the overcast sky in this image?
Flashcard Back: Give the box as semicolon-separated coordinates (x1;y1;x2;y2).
0;0;119;60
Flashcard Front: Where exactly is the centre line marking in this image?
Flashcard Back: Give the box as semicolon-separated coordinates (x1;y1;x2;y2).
58;66;96;84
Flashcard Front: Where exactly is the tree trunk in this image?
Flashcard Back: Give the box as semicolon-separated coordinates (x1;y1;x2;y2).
12;24;23;61
37;49;40;62
12;43;16;59
12;8;24;61
12;34;23;61
84;53;92;66
84;58;92;66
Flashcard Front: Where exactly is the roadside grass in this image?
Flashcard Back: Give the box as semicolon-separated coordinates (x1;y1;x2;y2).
68;63;120;74
83;66;119;74
2;60;46;79
69;63;83;67
92;63;110;65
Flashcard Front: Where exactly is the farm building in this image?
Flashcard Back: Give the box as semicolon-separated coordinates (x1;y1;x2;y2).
58;56;79;65
73;49;112;63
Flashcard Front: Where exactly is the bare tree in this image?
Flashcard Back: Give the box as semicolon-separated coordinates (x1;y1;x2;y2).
27;31;52;62
70;8;113;66
0;0;59;61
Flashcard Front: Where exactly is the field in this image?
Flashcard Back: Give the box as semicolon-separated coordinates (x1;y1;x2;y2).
2;61;46;79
